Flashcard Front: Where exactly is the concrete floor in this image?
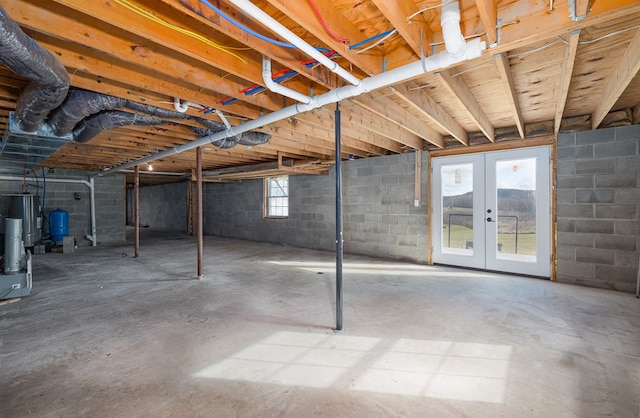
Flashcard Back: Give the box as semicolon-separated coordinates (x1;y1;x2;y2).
1;231;639;417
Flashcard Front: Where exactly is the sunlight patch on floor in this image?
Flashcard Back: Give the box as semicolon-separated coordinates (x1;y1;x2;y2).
195;332;511;403
267;261;491;277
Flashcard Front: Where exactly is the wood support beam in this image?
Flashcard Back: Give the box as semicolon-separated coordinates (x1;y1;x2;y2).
591;28;640;129
437;69;495;142
264;0;382;76
555;30;580;134
391;83;468;146
353;95;444;149
474;0;498;45
370;0;433;58
495;53;525;138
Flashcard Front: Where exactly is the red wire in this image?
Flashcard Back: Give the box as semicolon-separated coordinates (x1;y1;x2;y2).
308;0;349;44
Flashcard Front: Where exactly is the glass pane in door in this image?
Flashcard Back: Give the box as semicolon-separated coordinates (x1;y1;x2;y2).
494;157;537;262
441;163;474;255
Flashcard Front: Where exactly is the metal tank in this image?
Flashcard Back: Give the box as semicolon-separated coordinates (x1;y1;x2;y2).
8;194;41;247
4;218;22;274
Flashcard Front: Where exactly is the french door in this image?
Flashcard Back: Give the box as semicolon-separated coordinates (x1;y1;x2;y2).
432;147;551;277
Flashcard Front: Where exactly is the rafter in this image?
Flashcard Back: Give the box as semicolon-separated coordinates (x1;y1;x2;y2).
391;82;468;146
353;95;444;149
2;0;283;113
436;69;495;142
494;53;525;138
28;32;262;120
264;0;382;76
591;28;640;129
474;0;498;45
370;0;433;58
172;0;340;90
554;30;580;134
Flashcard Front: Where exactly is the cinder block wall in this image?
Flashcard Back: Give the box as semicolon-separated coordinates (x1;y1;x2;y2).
136;182;187;231
204;152;429;263
557;125;640;291
0;169;125;246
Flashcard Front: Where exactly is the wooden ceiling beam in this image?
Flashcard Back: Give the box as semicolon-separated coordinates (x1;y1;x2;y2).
489;0;640;55
340;105;427;151
591;28;640;129
352;95;444;148
173;0;340;90
370;0;433;58
263;0;383;76
436;69;495;142
297;109;404;154
390;82;468;146
494;53;525;138
554;30;580;134
3;0;283;113
47;0;264;85
27;32;262;120
474;0;498;46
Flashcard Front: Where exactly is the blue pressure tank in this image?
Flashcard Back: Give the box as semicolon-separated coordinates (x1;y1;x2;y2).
49;209;69;242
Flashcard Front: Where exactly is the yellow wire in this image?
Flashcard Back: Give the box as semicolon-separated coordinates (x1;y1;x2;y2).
113;0;247;63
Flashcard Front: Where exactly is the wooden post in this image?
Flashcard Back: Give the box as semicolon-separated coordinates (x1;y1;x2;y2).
196;147;203;279
134;165;139;258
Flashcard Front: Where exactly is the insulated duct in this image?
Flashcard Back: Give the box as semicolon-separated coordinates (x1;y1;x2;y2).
45;88;270;147
49;90;126;136
0;6;69;133
73;111;165;144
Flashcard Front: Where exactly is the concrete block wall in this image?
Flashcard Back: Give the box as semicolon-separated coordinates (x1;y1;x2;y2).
557;125;640;292
204;152;429;263
136;182;187;231
0;169;125;246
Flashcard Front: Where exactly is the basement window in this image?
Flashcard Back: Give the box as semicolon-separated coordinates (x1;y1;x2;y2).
265;175;289;218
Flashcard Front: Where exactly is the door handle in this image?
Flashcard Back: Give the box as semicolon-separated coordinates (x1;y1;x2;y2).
487;217;493;222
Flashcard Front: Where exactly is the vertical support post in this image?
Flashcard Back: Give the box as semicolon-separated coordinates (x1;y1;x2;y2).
89;177;97;246
335;102;343;331
414;150;422;207
196;146;204;279
134;165;139;258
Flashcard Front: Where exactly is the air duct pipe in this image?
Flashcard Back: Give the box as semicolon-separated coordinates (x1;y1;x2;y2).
49;90;126;136
262;56;314;105
0;6;69;132
73;111;166;143
98;1;485;176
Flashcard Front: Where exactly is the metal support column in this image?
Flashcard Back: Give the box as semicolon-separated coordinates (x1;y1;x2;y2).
335;102;343;331
134;165;140;258
196;147;204;279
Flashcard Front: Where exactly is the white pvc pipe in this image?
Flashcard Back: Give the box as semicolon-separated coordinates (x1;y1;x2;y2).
97;36;485;177
441;0;466;57
262;56;314;105
173;97;189;113
229;0;361;87
214;109;232;129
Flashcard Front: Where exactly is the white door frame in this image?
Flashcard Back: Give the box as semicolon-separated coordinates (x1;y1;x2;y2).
431;146;551;277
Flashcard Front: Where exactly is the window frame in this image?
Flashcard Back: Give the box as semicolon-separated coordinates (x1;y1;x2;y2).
264;175;289;219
